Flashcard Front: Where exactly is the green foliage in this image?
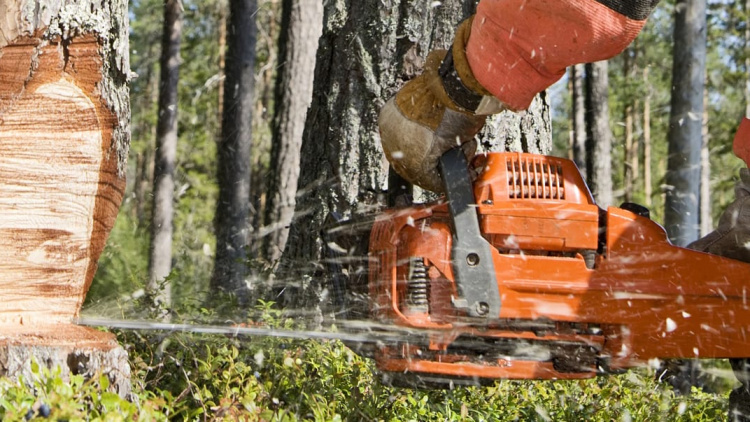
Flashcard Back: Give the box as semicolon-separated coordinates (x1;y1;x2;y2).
0;360;170;421
79;0;750;420
0;335;731;421
1;303;721;420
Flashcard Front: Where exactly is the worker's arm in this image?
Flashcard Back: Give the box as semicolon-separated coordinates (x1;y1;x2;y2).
468;0;657;110
379;0;659;192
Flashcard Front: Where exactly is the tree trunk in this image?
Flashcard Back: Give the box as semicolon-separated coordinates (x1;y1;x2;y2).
481;94;552;154
278;0;551;311
132;47;159;226
624;103;635;202
700;86;711;236
0;0;131;394
262;0;324;264
585;60;613;208
211;0;258;305
217;0;228;131
148;0;183;311
570;64;587;172
665;0;707;246
746;0;750;118
623;48;635;203
277;1;472;307
644;67;653;208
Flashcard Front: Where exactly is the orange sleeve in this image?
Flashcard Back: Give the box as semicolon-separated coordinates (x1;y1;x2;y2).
467;0;657;110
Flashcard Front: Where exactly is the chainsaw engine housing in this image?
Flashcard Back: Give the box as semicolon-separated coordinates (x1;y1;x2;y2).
366;152;750;386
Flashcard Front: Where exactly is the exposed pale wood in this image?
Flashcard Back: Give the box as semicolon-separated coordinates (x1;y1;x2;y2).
0;35;124;325
0;0;130;390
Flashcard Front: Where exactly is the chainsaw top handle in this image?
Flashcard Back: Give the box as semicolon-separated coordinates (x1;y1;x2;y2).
438;148;501;318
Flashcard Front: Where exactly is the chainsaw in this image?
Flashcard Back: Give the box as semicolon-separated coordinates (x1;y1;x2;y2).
323;148;750;388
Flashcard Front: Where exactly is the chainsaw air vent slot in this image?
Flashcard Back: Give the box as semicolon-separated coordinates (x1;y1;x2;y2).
506;157;564;200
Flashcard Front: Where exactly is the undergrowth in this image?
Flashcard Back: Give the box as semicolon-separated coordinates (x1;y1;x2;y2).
0;302;733;421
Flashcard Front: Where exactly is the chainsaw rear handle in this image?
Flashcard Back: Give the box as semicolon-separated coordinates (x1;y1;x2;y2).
438;148;501;318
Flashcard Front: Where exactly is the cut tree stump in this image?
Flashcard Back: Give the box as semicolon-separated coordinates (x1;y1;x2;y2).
0;1;131;395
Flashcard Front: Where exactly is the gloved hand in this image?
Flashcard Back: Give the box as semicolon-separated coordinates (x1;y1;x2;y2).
378;17;505;192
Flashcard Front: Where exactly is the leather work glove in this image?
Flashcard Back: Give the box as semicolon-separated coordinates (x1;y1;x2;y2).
378;17;505;193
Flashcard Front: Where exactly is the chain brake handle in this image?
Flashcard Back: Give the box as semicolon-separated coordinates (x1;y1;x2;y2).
438;148;501;318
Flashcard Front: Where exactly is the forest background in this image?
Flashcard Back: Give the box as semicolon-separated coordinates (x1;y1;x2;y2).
38;0;750;419
90;0;750;309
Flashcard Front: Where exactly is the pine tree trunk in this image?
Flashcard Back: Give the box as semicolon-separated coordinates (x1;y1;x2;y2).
665;0;707;246
644;67;653;207
570;64;587;172
217;0;228;131
481;95;551;154
746;0;750;118
624;103;635;202
277;1;474;308
278;0;550;311
623;48;635;203
133;52;159;225
212;0;258;305
148;0;183;311
263;0;324;264
0;0;131;394
585;61;613;208
700;86;711;236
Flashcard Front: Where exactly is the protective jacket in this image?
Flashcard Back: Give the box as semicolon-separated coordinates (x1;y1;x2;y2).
468;0;659;110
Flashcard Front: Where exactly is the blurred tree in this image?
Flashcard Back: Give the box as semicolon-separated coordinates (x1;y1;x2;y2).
211;0;258;305
622;44;639;204
570;64;587;172
263;0;324;264
585;60;614;208
278;0;552;311
643;66;653;208
665;0;707;246
148;0;184;312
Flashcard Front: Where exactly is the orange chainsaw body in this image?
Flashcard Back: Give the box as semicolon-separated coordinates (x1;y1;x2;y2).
368;152;750;382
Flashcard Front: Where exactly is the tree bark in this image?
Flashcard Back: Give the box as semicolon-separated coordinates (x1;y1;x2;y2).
700;86;710;236
277;1;474;307
217;0;228;132
570;64;587;173
481;94;552;154
665;0;707;246
746;0;750;118
211;0;258;305
148;0;183;311
132;44;159;226
278;0;551;310
585;60;613;208
622;45;639;204
644;67;653;208
624;103;635;202
0;0;131;392
263;0;324;264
